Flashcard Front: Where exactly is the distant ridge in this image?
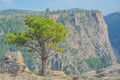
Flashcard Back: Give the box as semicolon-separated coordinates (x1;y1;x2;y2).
0;9;40;14
0;8;101;15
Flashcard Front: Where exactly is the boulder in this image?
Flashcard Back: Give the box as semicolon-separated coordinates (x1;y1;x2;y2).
0;51;30;73
49;71;67;77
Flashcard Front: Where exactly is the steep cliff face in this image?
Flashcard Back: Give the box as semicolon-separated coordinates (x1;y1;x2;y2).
77;12;115;59
49;11;117;74
52;11;116;59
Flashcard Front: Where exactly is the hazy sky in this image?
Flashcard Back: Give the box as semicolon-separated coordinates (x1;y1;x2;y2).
0;0;120;15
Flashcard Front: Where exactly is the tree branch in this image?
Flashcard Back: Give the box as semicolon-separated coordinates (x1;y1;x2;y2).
24;43;42;54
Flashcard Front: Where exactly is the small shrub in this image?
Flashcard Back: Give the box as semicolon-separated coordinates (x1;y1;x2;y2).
29;70;38;75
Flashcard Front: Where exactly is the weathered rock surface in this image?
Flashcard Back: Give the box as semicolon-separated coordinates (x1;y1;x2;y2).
75;64;120;80
50;11;117;74
0;51;30;73
64;11;116;60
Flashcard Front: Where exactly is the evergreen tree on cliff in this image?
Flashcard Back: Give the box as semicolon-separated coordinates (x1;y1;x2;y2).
6;17;68;76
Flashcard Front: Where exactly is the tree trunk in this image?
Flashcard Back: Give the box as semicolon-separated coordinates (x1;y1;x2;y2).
41;58;47;76
40;42;48;76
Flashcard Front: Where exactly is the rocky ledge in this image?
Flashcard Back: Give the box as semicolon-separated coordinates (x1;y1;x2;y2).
0;71;72;80
73;64;120;80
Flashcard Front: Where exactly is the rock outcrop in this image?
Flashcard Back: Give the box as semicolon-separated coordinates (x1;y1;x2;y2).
52;11;117;74
0;51;30;73
66;11;115;60
75;64;120;80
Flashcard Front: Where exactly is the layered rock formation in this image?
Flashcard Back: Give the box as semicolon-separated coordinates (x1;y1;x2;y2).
50;11;117;74
50;11;116;59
